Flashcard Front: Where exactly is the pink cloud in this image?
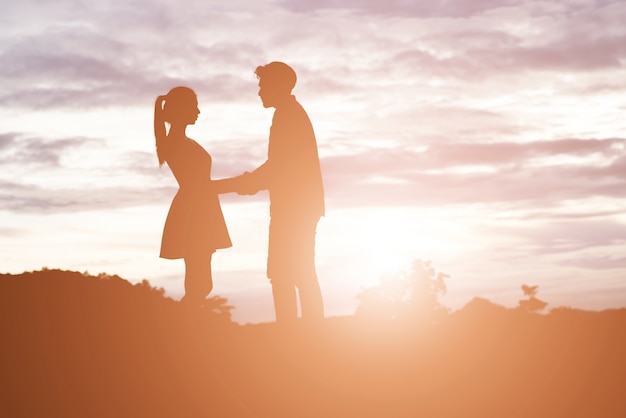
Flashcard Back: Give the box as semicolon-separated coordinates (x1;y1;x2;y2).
279;0;520;17
320;138;626;208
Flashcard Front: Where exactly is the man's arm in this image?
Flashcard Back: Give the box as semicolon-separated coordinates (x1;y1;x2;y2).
248;160;270;190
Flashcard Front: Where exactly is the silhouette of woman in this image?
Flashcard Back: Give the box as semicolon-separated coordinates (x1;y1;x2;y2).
154;86;232;309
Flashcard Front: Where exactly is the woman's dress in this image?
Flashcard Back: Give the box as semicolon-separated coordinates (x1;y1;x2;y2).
160;137;231;259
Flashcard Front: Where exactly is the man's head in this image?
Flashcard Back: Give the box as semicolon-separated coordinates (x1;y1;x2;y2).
255;61;297;108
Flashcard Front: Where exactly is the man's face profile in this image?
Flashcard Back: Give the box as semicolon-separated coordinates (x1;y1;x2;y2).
258;77;292;109
258;79;277;108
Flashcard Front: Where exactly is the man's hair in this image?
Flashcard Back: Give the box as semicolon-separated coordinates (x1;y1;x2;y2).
254;61;297;92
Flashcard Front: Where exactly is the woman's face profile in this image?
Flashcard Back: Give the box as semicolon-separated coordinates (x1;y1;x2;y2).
169;95;200;125
183;97;200;125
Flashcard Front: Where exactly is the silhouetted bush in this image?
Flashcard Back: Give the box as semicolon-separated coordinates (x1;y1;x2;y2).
355;259;449;325
518;284;548;313
0;268;235;328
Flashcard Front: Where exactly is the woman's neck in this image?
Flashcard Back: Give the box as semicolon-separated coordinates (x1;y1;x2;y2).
168;124;187;139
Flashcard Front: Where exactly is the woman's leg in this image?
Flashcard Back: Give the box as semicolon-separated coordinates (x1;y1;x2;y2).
183;252;213;308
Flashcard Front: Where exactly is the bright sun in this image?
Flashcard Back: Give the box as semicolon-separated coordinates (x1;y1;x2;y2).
317;206;464;289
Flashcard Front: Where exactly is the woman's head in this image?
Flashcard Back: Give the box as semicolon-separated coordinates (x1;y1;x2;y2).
162;86;200;126
154;86;199;166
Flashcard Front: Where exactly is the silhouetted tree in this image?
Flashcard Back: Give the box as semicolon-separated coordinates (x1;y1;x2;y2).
356;259;450;325
518;284;548;313
201;295;235;322
136;278;167;297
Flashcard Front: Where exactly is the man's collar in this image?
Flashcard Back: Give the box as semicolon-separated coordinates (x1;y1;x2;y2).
275;94;296;110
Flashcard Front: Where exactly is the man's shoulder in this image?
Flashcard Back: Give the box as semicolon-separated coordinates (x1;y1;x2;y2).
276;97;310;122
277;95;305;111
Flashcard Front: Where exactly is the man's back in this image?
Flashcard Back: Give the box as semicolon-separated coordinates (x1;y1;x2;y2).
267;95;325;220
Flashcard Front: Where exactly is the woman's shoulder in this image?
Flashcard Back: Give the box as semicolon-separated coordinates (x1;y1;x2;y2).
186;137;209;151
186;138;212;164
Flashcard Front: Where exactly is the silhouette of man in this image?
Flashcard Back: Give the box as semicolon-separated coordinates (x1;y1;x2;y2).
238;62;325;324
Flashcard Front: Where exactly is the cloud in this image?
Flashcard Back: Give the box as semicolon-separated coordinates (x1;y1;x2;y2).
278;0;521;18
426;138;625;166
0;26;257;109
391;34;626;85
0;132;99;167
561;255;626;270
321;137;626;208
470;36;626;74
323;138;625;178
2;0;624;119
0;179;175;214
0;6;269;110
0;226;24;238
479;218;626;262
0;133;17;150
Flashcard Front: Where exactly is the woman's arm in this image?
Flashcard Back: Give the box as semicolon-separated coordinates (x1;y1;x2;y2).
211;159;271;195
211;172;254;194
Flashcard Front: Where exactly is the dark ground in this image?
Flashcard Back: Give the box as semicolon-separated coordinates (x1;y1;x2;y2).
1;269;625;418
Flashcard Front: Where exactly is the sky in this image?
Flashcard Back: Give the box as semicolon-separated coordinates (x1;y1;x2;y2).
1;0;625;324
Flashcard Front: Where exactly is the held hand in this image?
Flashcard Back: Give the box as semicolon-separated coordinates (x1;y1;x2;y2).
236;171;259;195
211;172;259;195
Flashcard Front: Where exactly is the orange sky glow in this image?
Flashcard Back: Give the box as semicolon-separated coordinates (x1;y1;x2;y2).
1;0;626;323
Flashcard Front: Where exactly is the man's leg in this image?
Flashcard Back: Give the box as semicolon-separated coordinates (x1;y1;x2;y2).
270;279;298;324
297;218;324;321
298;275;324;321
268;218;298;324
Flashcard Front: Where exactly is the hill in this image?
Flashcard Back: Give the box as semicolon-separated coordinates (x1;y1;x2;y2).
1;269;625;417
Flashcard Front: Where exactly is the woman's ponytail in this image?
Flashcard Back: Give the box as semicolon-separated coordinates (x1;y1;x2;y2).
154;95;167;166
